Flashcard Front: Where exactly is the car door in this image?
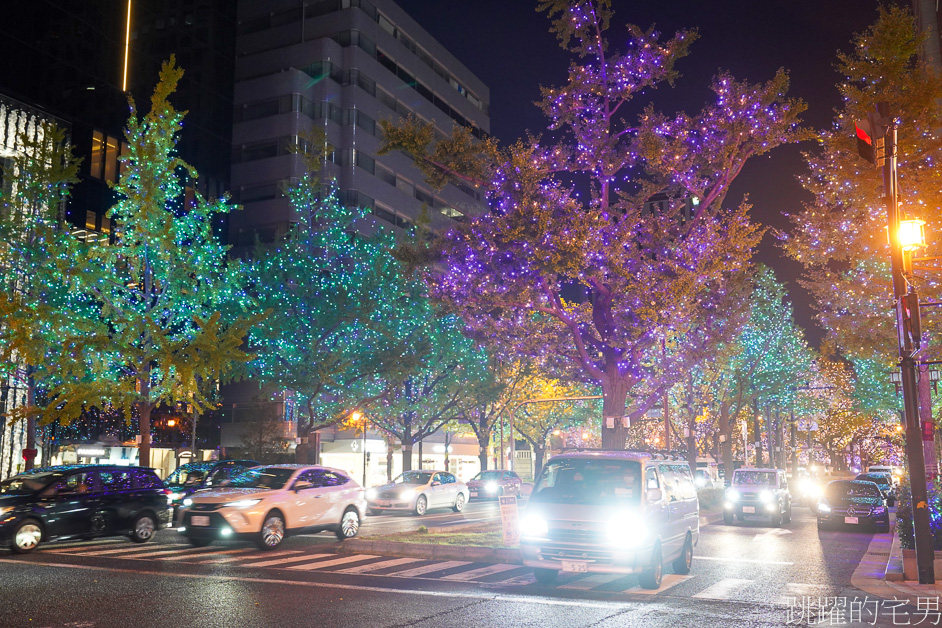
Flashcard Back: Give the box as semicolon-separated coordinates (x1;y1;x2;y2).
429;473;447;508
289;469;332;528
97;468;135;534
441;473;459;506
41;470;103;540
644;466;670;552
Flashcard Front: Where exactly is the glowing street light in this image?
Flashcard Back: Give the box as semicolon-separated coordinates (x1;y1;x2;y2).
899;218;927;252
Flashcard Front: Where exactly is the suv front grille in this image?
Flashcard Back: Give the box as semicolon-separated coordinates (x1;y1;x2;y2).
189;503;221;512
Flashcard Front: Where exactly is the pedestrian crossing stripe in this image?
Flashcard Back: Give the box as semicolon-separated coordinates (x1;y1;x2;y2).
27;541;837;602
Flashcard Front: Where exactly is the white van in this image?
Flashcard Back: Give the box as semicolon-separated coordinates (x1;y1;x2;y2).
519;450;699;589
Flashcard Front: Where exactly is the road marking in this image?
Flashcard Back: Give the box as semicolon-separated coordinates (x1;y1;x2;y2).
390;561;472;578
753;529;793;540
43;540;127;553
287;555;381;571
0;559;635;610
692;577;753;600
558;574;625;590
179;548;260;563
493;573;536;586
620;574;691;595
335;557;422;574
69;543;189;557
776;582;831;605
239;553;334;568
441;563;521;581
109;545;222;560
696;556;793;565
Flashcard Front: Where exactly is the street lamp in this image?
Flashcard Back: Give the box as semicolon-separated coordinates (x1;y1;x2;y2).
351;411;367;488
899;218;927;251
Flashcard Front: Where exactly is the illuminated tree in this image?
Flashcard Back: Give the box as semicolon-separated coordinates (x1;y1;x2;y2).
386;1;808;448
25;60;258;467
784;5;942;368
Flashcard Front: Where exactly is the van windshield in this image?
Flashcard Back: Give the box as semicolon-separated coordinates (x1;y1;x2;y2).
532;459;642;505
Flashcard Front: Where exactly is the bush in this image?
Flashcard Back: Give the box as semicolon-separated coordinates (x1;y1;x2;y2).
895;477;942;550
697;487;725;510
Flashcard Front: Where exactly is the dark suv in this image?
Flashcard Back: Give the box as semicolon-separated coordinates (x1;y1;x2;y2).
854;473;896;507
164;460;260;515
0;464;173;553
723;468;792;526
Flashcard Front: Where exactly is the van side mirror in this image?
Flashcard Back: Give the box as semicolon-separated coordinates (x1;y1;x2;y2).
646;488;662;502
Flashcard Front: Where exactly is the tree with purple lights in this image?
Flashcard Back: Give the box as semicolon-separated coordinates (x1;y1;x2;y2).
384;0;809;448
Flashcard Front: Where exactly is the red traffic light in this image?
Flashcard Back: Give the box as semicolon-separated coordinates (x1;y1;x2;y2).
855;118;885;167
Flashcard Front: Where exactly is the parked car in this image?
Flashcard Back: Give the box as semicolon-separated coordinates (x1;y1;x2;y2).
694;469;718;489
366;470;468;516
178;464;366;550
723;467;792;526
467;470;522;500
0;464;172;554
164;459;260;517
868;465;902;486
854;473;896;506
520;450;699;589
817;480;889;532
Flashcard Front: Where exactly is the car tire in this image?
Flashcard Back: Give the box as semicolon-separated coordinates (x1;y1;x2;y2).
11;519;43;554
187;536;211;547
257;511;286;550
533;568;557;584
336;508;360;540
452;493;466;513
130;513;157;543
414;495;428;516
877;520;890;533
672;534;693;575
771;510;783;527
784;504;792;523
723;511;734;525
817;520;827;532
639;542;663;590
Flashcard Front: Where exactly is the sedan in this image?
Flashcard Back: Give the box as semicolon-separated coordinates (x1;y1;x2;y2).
366;470;468;516
817;480;889;532
467;470;522;500
854;472;896;506
178;464;366;550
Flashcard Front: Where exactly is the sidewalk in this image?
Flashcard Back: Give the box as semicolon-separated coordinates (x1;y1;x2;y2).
852;519;942;604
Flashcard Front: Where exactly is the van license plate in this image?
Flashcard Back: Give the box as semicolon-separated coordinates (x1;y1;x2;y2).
844;517;858;524
191;516;210;526
561;560;588;573
742;506;755;514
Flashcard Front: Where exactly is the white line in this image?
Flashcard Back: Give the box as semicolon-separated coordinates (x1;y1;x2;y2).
287;555;381;571
0;559;633;610
441;563;522;582
692;577;753;600
558;574;625;590
189;549;303;564
239;553;334;568
620;574;691;595
110;546;222;560
390;561;472;578
696;555;793;565
43;541;127;553
776;582;832;605
335;557;421;574
73;544;189;557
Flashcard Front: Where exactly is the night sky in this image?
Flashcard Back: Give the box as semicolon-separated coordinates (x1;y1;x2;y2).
396;0;904;345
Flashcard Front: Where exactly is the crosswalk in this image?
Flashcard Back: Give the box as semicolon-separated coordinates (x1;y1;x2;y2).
32;539;832;604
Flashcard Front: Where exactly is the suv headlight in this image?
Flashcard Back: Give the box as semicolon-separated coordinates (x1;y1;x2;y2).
182;498;193;507
759;490;773;503
485;482;498;493
520;514;548;538
817;501;831;513
223;499;262;509
726;488;741;502
607;512;646;548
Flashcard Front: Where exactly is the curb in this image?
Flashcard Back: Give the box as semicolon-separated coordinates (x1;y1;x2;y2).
340;538;523;564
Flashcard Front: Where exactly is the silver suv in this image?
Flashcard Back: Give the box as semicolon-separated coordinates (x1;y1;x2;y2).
723;467;792;526
520;450;700;589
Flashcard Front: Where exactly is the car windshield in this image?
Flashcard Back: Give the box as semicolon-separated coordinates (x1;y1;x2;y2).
856;474;889;487
472;471;503;482
830;482;882;499
222;467;295;490
165;464;215;487
394;471;432;485
733;470;776;487
0;472;62;495
531;459;642;505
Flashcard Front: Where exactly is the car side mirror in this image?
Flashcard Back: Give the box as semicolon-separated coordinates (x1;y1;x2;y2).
646;488;662;502
431;481;441;487
293;481;313;492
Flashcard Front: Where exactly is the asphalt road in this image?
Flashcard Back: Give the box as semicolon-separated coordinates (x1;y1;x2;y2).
0;504;920;628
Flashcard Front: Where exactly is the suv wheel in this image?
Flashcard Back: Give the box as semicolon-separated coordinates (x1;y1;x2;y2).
257;512;286;550
11;520;43;554
130;513;157;543
336;508;360;540
672;534;693;575
723;511;734;525
771;509;783;527
783;504;792;524
639;542;663;590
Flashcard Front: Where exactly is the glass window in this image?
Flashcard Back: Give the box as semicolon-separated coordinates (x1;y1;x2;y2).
732;470;777;486
100;470;134;492
645;467;659;490
224;467;295;489
394;471;432;485
532;459;642;505
104;136;119;183
442;474;456;484
90;131;104;179
133;469;163;489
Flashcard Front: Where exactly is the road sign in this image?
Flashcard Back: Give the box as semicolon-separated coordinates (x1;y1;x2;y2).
499;496;519;546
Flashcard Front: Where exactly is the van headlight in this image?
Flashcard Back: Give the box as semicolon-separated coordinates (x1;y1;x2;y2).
520;514;549;538
607;512;646;548
223;499;261;509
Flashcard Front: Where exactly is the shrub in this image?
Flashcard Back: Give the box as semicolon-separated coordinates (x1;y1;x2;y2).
895;476;942;550
697;487;725;510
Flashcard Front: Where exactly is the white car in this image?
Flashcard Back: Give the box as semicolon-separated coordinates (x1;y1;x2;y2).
178;464;366;550
366;470;468;516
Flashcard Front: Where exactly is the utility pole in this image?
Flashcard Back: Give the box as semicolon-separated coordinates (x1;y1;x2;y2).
858;103;935;584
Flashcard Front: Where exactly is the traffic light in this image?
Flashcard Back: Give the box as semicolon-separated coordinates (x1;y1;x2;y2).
855;115;886;167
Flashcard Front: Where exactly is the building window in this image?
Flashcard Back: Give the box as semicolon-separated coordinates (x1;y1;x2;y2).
89;130;127;184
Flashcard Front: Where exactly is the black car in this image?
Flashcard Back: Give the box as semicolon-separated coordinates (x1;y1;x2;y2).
164;460;260;515
817;480;889;532
0;464;173;553
854;472;896;506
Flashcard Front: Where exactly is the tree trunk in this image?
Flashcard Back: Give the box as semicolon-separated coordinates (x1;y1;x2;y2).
720;402;733;486
138;371;152;468
534;443;545;480
600;377;630;449
24;373;36;471
752;404;763;466
386;444;394;482
402;442;413;472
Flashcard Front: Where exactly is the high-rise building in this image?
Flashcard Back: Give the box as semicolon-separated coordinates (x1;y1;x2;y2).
230;0;490;246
